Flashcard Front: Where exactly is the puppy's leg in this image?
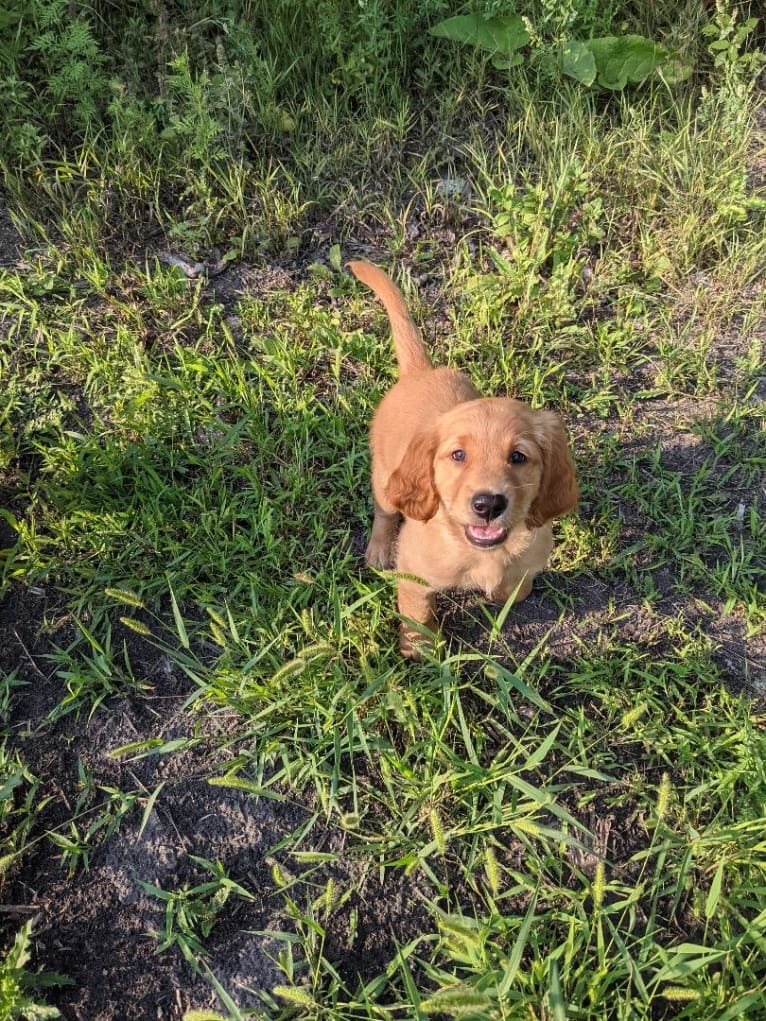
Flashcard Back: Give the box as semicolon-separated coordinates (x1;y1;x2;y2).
490;573;534;605
365;500;400;569
397;577;438;660
491;525;554;605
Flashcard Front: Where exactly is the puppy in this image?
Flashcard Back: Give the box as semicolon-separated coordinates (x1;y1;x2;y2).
348;260;578;658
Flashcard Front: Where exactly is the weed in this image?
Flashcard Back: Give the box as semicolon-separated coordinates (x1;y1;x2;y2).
46;759;143;875
0;740;43;872
0;920;69;1019
141;857;254;971
429;10;689;87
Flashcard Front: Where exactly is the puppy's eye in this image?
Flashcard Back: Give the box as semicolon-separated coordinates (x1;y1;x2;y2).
451;449;466;463
509;450;527;465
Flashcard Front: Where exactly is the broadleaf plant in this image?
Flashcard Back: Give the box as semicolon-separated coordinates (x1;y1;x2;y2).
429;11;689;89
429;14;529;70
583;34;671;89
560;40;597;86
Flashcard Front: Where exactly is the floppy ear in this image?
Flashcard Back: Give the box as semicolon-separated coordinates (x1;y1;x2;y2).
385;429;440;522
526;412;579;528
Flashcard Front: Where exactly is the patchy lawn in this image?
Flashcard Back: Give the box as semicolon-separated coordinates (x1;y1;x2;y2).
0;3;764;1019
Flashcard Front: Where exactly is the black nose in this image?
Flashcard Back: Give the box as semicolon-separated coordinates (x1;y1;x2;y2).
471;491;508;521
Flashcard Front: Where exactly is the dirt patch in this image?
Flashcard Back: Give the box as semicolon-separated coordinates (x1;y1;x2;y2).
0;604;439;1018
26;770;302;1017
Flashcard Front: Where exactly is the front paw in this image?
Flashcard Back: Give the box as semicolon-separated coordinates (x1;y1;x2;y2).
490;575;534;605
365;537;394;569
399;621;437;661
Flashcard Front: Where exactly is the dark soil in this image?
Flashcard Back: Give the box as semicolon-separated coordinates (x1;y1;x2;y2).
0;584;438;1017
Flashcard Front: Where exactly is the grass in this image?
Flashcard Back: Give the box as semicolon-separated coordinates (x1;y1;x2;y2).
0;0;765;1017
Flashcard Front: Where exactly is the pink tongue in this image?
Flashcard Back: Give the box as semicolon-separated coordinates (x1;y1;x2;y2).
468;525;505;541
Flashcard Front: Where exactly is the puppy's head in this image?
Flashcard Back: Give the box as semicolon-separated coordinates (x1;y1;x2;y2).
386;398;578;546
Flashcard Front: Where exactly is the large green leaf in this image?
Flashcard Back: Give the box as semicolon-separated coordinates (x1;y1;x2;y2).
491;50;525;70
560;39;597;86
429;14;529;59
585;34;670;90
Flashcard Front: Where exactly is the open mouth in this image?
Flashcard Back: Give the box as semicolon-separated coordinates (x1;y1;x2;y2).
464;524;509;549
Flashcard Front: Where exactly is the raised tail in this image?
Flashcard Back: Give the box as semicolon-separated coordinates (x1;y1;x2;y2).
347;260;431;375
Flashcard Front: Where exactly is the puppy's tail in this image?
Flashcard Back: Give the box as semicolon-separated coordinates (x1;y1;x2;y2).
347;260;431;375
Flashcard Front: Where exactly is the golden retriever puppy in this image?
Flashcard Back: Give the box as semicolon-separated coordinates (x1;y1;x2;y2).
348;260;578;658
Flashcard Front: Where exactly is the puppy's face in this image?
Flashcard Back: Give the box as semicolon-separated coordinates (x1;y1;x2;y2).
386;398;578;543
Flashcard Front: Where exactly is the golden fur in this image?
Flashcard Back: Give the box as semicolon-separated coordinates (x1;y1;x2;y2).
349;260;579;657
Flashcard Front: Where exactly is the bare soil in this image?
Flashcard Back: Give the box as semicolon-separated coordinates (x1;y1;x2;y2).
0;584;438;1017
